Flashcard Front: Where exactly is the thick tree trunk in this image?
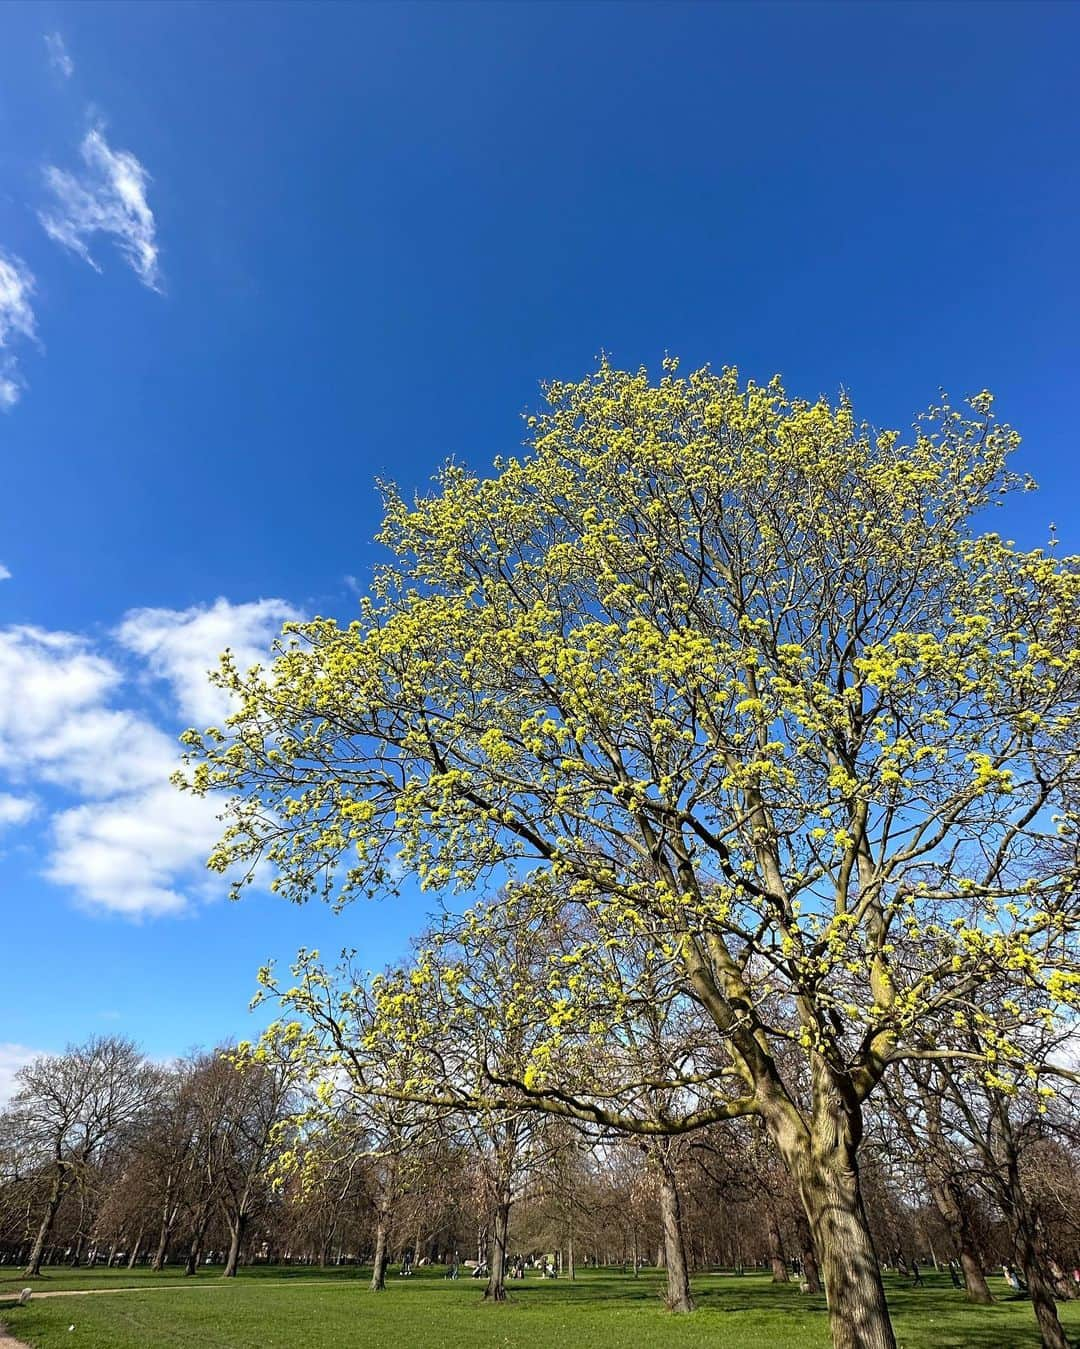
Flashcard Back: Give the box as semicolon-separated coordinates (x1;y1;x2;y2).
126;1233;142;1269
484;1196;511;1302
223;1212;245;1278
1016;1221;1070;1349
370;1217;389;1291
800;1156;894;1349
957;1246;993;1303
929;1180;993;1304
766;1205;789;1282
25;1169;67;1277
654;1149;694;1313
775;1092;897;1349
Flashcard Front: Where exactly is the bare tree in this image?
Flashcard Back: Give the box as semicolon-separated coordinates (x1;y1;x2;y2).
12;1037;153;1277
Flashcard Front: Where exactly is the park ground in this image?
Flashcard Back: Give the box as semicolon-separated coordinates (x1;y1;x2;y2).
2;1265;1079;1349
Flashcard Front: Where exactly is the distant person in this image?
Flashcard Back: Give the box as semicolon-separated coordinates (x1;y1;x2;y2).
911;1260;924;1287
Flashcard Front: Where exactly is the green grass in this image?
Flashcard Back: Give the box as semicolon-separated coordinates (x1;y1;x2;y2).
2;1267;1077;1348
0;1265;362;1296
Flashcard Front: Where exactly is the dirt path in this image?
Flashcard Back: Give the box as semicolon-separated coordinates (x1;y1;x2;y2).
0;1324;30;1348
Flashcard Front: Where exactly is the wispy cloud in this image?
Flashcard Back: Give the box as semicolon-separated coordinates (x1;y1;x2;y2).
117;598;301;727
0;792;36;829
41;127;162;291
0;564;11;581
45;32;74;79
0;251;36;409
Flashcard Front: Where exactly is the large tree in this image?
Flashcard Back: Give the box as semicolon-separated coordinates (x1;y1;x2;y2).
9;1037;153;1277
182;360;1080;1349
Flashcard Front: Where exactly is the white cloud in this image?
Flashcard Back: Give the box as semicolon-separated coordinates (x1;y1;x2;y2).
45;32;74;79
0;564;10;581
41;127;162;291
0;1043;46;1106
0;793;36;829
117;597;300;727
0;250;36;410
48;782;224;918
0;626;176;797
0;596;297;918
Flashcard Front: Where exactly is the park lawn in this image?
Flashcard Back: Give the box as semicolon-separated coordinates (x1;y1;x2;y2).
0;1265;361;1296
3;1269;1078;1349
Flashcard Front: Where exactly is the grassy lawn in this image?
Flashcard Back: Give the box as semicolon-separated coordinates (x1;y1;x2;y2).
0;1265;363;1297
2;1267;1077;1348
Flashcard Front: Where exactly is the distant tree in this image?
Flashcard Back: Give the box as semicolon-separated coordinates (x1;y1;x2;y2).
883;1067;995;1304
902;1027;1078;1349
10;1037;152;1277
215;1051;298;1277
142;1064;200;1271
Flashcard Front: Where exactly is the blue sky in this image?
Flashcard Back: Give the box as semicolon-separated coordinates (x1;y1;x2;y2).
0;1;1077;1090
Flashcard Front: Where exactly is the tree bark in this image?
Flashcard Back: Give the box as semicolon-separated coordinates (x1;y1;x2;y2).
796;1212;822;1294
151;1220;170;1272
126;1233;142;1269
766;1205;789;1282
774;1092;897;1349
25;1168;67;1277
150;1174;179;1273
223;1211;246;1278
1047;1257;1076;1303
1015;1217;1070;1349
654;1148;694;1313
484;1195;511;1302
929;1180;993;1304
370;1216;389;1291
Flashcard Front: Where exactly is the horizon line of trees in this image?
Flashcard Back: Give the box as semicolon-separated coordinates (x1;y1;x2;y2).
1;1029;1077;1329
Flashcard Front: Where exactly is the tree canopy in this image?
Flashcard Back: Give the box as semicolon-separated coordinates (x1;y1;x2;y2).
181;359;1080;1349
